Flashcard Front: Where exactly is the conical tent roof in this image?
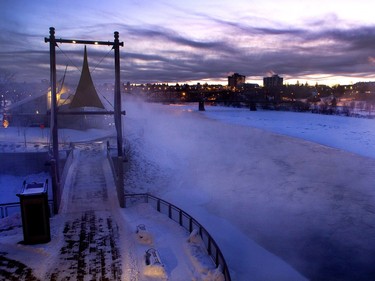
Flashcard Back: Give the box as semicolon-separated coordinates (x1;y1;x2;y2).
69;46;105;109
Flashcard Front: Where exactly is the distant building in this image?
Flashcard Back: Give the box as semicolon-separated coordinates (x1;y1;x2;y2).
263;74;283;88
228;73;246;88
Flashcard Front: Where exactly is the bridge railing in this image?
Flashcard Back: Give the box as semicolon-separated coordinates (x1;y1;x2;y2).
106;141;125;207
124;193;231;281
0;200;54;219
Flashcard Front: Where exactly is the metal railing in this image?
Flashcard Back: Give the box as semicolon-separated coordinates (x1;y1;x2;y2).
106;141;125;207
124;193;231;281
0;202;20;219
50;147;74;214
0;200;54;219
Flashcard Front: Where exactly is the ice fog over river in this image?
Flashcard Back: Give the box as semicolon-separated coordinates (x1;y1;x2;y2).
1;99;375;280
123;100;375;280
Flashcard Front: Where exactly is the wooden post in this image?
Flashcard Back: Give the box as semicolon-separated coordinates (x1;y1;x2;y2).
199;100;205;111
45;28;125;208
47;27;60;204
49;28;59;176
114;31;123;158
114;32;125;207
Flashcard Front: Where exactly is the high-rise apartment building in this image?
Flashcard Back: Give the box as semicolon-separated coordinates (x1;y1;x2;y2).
263;74;283;88
228;73;246;88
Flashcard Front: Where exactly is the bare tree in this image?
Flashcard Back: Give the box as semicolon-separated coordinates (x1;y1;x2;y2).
365;102;373;116
0;69;15;84
0;69;16;108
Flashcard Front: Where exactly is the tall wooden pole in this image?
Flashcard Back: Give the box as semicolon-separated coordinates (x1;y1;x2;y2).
48;27;60;181
114;31;123;157
45;28;125;209
114;31;125;207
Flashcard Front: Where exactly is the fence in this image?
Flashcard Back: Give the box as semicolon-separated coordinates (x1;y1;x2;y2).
59;147;75;198
106;142;125;207
0;200;54;219
51;147;75;213
124;193;231;281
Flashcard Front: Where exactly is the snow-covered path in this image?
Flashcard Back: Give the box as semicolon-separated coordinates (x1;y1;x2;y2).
44;142;214;281
0;139;227;280
45;143;128;280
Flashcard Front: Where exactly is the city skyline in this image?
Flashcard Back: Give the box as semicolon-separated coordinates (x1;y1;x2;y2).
1;0;375;86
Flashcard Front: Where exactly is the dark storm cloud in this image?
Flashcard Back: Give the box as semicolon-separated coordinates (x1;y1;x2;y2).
199;17;375;79
320;27;375;51
210;17;306;37
114;17;375;83
125;24;235;53
1;13;375;84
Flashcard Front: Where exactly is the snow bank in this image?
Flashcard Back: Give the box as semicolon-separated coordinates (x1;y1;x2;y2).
186;229;225;281
202;107;375;159
124;202;224;280
136;224;153;245
0;213;21;233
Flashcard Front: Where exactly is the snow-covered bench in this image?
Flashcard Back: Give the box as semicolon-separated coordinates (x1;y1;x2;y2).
145;248;163;266
144;248;167;278
136;224;153;244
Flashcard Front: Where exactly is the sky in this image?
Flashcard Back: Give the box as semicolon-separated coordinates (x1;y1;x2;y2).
1;0;375;86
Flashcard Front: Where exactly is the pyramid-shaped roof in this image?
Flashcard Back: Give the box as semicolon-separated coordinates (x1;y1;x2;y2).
69;46;105;109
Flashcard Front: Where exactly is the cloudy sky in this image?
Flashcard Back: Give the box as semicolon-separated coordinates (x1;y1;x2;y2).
1;0;375;86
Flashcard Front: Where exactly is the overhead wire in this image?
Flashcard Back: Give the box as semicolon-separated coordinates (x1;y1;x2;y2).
55;44;116;110
91;47;113;73
56;44;81;73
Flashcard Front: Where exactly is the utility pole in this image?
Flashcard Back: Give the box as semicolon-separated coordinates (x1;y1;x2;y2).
45;28;125;159
47;27;60;181
45;28;125;209
114;31;123;157
114;31;124;207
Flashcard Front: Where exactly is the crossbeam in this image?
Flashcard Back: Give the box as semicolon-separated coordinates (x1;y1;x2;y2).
44;38;124;47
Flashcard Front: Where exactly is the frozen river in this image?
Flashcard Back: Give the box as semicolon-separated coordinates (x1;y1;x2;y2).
123;101;375;280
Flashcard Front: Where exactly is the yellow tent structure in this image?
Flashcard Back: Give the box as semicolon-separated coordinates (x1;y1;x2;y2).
69;46;105;109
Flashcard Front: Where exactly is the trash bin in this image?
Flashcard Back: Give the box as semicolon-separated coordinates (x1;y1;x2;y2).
17;180;51;244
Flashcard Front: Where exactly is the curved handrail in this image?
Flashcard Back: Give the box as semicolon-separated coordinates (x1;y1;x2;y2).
124;193;231;281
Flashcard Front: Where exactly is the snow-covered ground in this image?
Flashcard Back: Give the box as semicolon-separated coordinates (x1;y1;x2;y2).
122;100;375;281
202;106;375;159
1;100;375;280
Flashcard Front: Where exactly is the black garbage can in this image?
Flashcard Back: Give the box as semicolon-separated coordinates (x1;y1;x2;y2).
17;180;51;244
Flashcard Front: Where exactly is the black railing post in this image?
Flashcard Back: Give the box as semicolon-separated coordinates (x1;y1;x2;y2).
208;236;212;255
179;209;183;226
157;199;161;212
168;205;172;218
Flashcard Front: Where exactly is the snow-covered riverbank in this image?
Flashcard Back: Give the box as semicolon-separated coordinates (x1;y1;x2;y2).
2;101;375;280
